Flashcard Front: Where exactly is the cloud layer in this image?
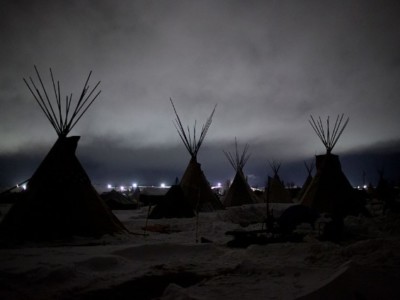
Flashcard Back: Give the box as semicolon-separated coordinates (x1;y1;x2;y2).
1;0;399;187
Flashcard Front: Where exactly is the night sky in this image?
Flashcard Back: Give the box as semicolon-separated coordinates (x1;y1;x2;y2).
1;0;399;190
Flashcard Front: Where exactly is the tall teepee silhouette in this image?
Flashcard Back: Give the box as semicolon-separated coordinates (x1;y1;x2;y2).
223;139;257;207
0;66;126;241
297;161;314;201
266;160;292;203
300;114;357;217
170;99;223;212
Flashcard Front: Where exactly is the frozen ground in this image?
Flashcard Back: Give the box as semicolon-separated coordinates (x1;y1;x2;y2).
1;203;400;299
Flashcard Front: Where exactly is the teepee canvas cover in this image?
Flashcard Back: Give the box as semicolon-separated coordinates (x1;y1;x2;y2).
180;158;223;211
1;137;125;240
0;67;125;240
223;169;258;207
300;154;355;216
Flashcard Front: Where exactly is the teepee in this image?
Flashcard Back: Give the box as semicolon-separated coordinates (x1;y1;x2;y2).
300;114;357;217
149;185;195;219
376;167;396;210
266;161;292;203
0;66;126;241
170;99;223;212
297;161;314;201
222;139;258;207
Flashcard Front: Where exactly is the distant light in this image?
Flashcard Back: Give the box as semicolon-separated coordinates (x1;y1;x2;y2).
217;182;222;188
363;185;367;189
132;183;137;189
107;184;112;189
120;186;125;191
22;184;27;190
160;183;166;188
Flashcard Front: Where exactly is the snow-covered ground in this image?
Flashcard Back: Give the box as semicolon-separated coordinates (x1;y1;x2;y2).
1;203;400;300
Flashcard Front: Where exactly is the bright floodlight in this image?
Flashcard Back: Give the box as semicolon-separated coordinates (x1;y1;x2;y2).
160;183;166;188
217;182;222;187
107;184;112;189
22;184;27;190
120;186;125;191
132;183;137;188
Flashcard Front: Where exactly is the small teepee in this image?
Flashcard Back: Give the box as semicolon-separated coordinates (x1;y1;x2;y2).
297;161;314;201
266;161;292;203
101;189;137;210
149;185;195;219
376;167;396;210
222;139;258;207
300;114;357;217
170;99;223;212
0;66;126;241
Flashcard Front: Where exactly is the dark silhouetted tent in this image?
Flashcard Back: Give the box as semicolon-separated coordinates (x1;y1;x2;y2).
149;185;195;219
170;99;223;212
266;161;292;203
0;66;126;241
375;167;397;210
223;139;258;207
134;186;169;207
101;189;137;210
297;161;314;201
300;114;358;217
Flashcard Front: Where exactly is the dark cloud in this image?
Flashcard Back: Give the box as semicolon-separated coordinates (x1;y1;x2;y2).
1;0;400;189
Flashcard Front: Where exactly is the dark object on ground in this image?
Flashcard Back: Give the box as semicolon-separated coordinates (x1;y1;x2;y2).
142;224;171;234
296;262;400;300
226;229;304;248
0;191;28;204
278;204;319;235
319;216;344;243
76;272;208;300
200;237;213;243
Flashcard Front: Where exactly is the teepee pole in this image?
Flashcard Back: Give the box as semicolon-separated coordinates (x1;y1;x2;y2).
223;138;250;172
50;69;63;128
24;66;101;137
24;77;61;135
309;114;349;154
34;66;60;131
170;98;216;159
